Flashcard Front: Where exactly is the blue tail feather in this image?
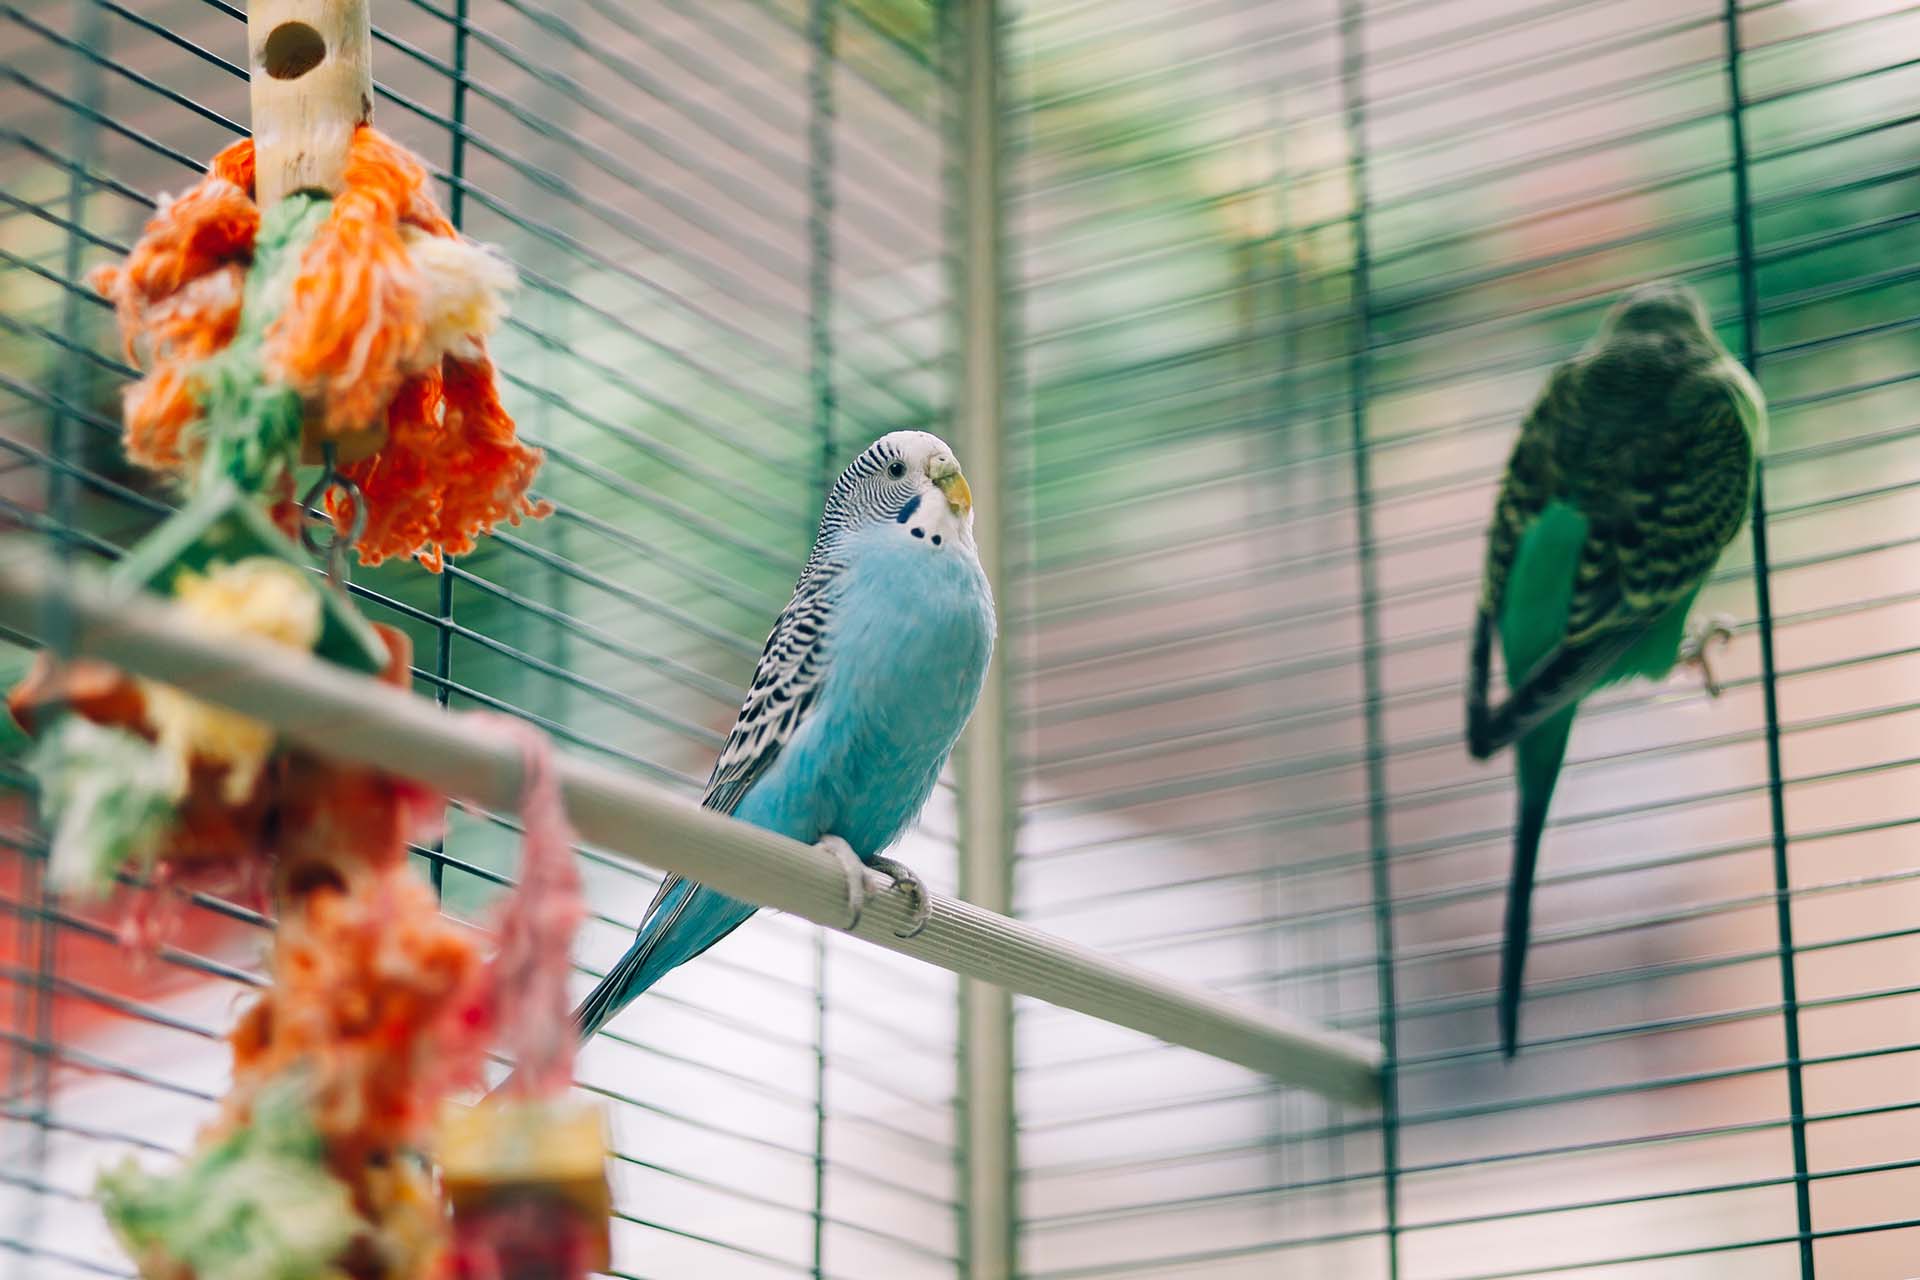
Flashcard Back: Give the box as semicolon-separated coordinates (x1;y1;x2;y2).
572;880;759;1042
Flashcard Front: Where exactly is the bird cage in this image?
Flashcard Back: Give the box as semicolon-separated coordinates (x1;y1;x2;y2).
5;1;1919;1278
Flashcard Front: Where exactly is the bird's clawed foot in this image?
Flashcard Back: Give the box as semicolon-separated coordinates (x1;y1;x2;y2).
816;841;932;939
868;856;933;939
1679;614;1735;698
818;835;868;930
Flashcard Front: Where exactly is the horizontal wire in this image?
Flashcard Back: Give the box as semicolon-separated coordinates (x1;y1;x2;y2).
0;1239;132;1279
359;21;944;420
1023;13;1719;214
1015;473;1916;718
0;1027;218;1107
1039;744;1920;935
601;1148;957;1264
1021;0;1918;231
601;1199;826;1276
733;0;935;96
1024;1135;1920;1237
0;1104;177;1160
444;570;742;713
466;528;771;658
1020;1019;1920;1154
1022;98;1918;367
0;964;223;1043
1017;1081;1920;1189
1030;974;1920;1143
1018;582;1920;864
1013;1051;1920;1205
1439;1216;1920;1280
0;892;265;991
1015;831;1920;1076
0;900;956;1192
655;0;935;195
1024;617;1920;819
2;127;836;461
1021;1207;1920;1280
461;0;932;249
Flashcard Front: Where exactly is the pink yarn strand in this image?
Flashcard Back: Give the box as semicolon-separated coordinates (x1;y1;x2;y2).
474;715;585;1098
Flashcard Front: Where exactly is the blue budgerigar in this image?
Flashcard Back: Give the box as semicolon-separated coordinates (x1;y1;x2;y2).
571;431;996;1042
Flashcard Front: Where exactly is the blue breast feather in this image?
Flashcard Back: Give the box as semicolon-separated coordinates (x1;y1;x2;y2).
557;522;997;1038
734;523;995;860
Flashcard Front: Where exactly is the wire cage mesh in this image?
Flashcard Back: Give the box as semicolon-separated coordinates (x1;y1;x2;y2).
5;0;1920;1278
6;1;960;1276
1011;0;1920;1276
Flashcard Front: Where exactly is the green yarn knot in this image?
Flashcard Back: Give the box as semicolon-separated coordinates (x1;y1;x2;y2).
25;715;179;898
190;194;331;497
98;1075;360;1280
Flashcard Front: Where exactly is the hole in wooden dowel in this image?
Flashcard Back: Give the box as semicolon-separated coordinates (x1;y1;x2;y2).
263;21;326;79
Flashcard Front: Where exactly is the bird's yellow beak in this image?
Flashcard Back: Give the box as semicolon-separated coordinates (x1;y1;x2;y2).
930;457;972;515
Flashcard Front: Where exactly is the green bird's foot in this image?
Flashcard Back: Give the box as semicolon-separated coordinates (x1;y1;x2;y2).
1679;614;1735;698
818;835;868;930
868;855;933;940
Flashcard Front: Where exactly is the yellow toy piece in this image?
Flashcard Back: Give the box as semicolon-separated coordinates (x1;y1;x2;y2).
111;478;389;676
139;557;323;805
436;1096;612;1271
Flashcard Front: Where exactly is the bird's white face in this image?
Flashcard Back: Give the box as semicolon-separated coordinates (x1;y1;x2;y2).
845;430;976;553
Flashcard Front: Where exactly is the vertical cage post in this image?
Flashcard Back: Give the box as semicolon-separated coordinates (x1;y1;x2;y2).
1337;2;1402;1274
428;0;473;900
951;0;1015;1274
1721;6;1815;1276
8;7;106;1274
805;0;838;1272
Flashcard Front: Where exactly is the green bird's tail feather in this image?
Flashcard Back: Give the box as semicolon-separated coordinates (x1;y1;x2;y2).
1496;500;1589;1057
1492;499;1705;1055
1501;703;1575;1057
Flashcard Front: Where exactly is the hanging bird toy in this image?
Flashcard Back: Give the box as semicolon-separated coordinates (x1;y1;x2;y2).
8;4;606;1277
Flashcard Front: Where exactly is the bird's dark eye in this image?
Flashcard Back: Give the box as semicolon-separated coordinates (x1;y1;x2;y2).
888;461;907;479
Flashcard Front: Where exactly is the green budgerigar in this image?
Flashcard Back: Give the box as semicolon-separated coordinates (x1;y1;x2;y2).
1466;279;1766;1057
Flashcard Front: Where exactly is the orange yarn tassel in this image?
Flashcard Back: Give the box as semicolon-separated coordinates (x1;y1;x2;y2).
94;128;545;570
92;142;257;355
209;134;255;193
91;137;257;472
266;129;426;446
334;369;444;569
442;356;549;552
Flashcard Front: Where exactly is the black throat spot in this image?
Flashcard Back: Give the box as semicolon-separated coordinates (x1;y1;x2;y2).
895;493;923;524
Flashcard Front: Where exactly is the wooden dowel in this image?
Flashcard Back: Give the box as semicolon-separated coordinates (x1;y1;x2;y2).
247;0;373;207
